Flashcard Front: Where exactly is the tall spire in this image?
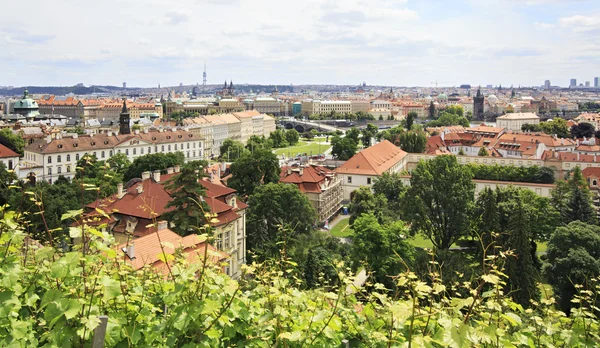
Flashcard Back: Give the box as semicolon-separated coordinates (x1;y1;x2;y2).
119;97;131;135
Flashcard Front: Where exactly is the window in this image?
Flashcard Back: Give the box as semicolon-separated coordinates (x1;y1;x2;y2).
133;148;136;155
347;176;352;184
101;151;105;158
66;166;71;173
48;168;52;175
367;178;372;185
57;167;62;174
161;145;165;152
224;231;231;249
125;149;129;155
148;147;151;154
66;154;70;162
594;180;598;187
57;155;61;163
168;145;171;151
76;154;80;161
109;150;113;156
141;147;144;154
8;160;13;170
216;233;223;250
174;144;177;150
47;156;52;164
187;143;190;149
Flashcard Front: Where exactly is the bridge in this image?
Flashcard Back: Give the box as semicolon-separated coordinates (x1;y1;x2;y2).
279;119;340;133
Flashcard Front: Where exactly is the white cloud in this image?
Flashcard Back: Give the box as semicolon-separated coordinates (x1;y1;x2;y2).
559;14;600;32
535;22;556;29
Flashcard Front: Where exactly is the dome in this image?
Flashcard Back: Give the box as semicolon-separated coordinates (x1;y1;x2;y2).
488;94;498;103
437;93;448;100
13;90;39;109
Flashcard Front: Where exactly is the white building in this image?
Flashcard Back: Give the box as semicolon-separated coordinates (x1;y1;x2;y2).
0;143;19;178
496;112;540;132
301;100;352;116
21;129;204;183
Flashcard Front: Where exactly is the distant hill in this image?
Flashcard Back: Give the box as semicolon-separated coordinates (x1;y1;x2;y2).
0;85;136;96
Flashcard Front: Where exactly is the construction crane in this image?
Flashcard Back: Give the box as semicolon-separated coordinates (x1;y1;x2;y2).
430;81;450;88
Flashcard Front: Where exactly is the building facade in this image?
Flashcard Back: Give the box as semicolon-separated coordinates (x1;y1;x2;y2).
496;112;540;131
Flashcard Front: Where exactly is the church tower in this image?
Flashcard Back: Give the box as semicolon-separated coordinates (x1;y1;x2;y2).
473;87;485;121
119;98;131;135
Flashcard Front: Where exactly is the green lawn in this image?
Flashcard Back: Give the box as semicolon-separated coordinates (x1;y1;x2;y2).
330;219;353;238
274;139;331;157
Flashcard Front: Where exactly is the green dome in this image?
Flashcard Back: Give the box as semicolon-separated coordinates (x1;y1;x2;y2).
437;93;448;100
14;90;39;110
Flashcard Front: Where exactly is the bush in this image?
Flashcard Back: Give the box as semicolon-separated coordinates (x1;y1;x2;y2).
467;164;555;184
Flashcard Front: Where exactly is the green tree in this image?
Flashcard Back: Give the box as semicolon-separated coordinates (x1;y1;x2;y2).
404;156;475;250
405;112;416;130
348;187;387;225
124;152;185;181
544;221;600;314
162;161;209;236
228;148;280;198
397;130;427;153
246;183;317;259
351;214;414;289
269;129;288;148
220;139;248;161
361;123;378;147
570;122;595;139
0;163;17;206
285;129;300;146
428;101;436;119
0;128;25;155
246;135;272;151
345;127;361;144
539;118;570;138
106;152;131;175
566;186;597;224
477;147;489;156
330;136;357;160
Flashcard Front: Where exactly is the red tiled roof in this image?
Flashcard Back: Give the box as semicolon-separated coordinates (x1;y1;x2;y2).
0;143;19;159
582;167;600;179
336;140;407;176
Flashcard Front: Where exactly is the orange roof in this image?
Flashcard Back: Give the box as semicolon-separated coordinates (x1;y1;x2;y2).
280;165;336;193
0;143;19;159
336;140;407;176
116;228;228;273
424;135;449;155
582;167;600;179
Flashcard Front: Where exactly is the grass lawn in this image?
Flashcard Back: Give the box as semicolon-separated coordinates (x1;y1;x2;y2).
330;219;353;238
274;139;331;157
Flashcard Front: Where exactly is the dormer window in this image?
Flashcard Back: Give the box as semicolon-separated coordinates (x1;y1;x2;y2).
58;144;63;148
167;136;171;139
91;142;96;146
178;135;182;138
152;137;156;141
73;143;78;147
104;140;109;144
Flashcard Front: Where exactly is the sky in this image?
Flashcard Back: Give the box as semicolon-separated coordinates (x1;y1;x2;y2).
1;0;599;88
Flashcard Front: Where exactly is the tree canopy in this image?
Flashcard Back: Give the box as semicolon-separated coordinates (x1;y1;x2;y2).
220;139;248;162
228;148;280;197
0;128;25;155
124;152;185;181
330;136;357;160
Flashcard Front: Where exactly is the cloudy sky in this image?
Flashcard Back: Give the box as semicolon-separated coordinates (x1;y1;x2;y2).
1;0;599;87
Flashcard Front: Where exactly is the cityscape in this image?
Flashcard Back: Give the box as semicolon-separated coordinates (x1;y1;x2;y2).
1;0;600;346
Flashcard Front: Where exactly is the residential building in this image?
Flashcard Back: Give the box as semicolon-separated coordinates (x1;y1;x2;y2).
574;113;600;130
253;97;280;115
370;100;392;110
496;112;540;131
22;128;204;183
335;140;408;200
219;113;242;142
232;111;255;144
218;98;244;113
582;167;600;220
263;114;276;135
87;169;247;278
350;100;370;113
280;165;343;223
182;116;213;159
301;100;352;116
116;222;228;276
202;115;229;157
0;143;19;178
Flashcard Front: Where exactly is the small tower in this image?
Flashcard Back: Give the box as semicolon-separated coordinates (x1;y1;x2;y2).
272;85;279;98
229;80;234;95
119;98;131;135
203;62;207;86
473;87;485;121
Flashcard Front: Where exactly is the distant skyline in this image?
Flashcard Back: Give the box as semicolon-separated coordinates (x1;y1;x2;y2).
1;0;599;87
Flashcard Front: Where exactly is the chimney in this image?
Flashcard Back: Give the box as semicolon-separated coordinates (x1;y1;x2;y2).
577;153;580;161
141;171;151;181
166;167;174;174
287;167;292;175
126;242;135;259
143;128;148;134
106;131;112;137
46;135;52;143
299;167;304;176
117;183;125;198
157;220;168;231
174;165;181;173
134;129;140;135
136;184;143;194
153;170;161;182
73;133;78;139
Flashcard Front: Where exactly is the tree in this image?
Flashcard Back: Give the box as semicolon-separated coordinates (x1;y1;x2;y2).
378;115;384;121
351;214;414;289
246;183;317;259
361;123;378;147
0;128;25;155
0;163;17;206
397;130;427;153
503;197;539;307
228;148;280;198
246;135;272;151
330;136;357;160
285;129;300;146
566;186;597;224
404;156;475;250
269;129;288;148
372;172;407;220
405;112;416;130
124;152;185;181
106;152;131;175
544;221;600;314
220;139;248;161
345;127;361;144
477;147;489;156
539;118;569;138
161;161;209;236
428;101;436;119
571;122;595;139
348;187;387;225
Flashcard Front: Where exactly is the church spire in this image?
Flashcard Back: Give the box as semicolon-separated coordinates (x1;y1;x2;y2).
119;98;131;135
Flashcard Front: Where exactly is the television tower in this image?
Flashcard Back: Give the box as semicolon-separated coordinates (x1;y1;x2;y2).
203;62;207;86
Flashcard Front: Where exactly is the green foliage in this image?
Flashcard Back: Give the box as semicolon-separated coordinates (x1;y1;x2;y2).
348;187;387;225
0;209;599;347
361;123;378;148
397;130;427;153
345;127;361;144
245;135;272;151
220;139;248;161
522;119;570;138
552;167;597;225
330;135;357;160
105;152;131;175
269;129;288;148
351;214;414;289
0;163;17;206
161;161;210;236
545;221;600;314
405;111;416;130
477;146;489;156
426;111;470;127
246;183;317;260
124;152;185;181
467;164;555;184
228;148;280;197
285;129;300;146
405;155;475;250
0;128;25;155
570;122;595;139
